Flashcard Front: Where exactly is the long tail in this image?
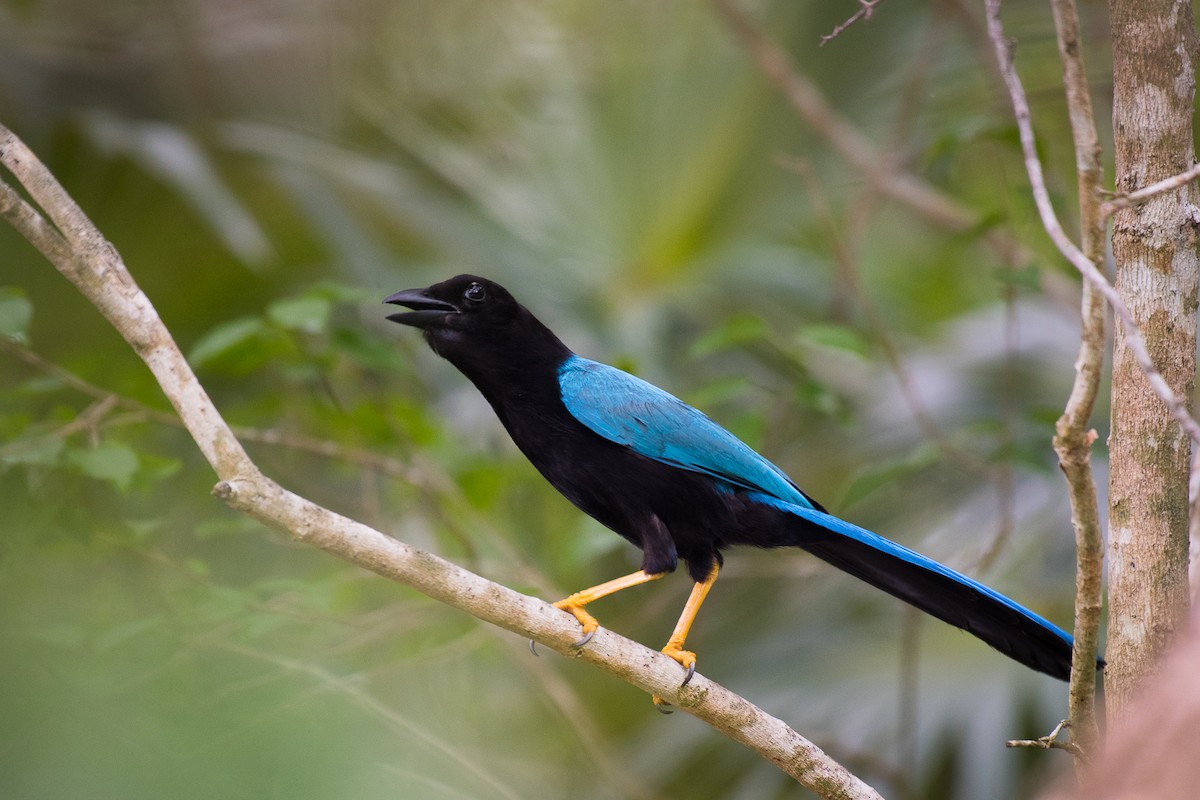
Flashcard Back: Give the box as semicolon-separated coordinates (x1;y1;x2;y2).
751;492;1097;680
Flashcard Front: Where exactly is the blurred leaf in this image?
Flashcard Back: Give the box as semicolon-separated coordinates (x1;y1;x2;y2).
689;313;769;358
330;326;411;372
94;617;163;653
841;442;941;507
189;316;269;367
84;114;274;266
687;375;755;408
30;623;87;650
795;323;870;358
0;287;33;342
68;441;140;492
994;263;1043;293
194;515;264;539
0;435;63;468
268;294;333;334
134;453;183;485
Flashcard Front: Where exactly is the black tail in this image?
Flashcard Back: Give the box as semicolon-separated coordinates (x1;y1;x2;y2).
757;493;1098;680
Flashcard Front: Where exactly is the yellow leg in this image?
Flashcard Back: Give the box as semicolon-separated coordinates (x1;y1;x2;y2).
653;564;719;710
553;569;665;645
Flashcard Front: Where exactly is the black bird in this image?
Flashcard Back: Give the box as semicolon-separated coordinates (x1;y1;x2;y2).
386;274;1087;702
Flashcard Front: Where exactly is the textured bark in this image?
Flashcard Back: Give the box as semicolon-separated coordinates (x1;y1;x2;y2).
1106;0;1200;721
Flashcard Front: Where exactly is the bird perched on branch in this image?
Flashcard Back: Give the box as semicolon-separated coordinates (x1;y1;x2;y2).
386;274;1092;706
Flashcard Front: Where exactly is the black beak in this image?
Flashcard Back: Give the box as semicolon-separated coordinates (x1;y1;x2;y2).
384;287;458;328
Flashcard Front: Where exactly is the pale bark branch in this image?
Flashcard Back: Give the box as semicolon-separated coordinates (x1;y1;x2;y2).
819;0;888;47
1047;0;1106;763
983;0;1200;449
0;122;882;800
1100;162;1200;217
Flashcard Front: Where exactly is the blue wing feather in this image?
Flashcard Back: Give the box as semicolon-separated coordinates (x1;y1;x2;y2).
558;355;817;510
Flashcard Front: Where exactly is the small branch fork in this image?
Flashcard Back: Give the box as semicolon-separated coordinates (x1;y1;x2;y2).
1006;720;1084;758
1100;162;1200;217
820;0;888;46
0;122;883;800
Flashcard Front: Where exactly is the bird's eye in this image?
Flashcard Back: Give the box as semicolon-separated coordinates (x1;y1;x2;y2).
464;283;486;304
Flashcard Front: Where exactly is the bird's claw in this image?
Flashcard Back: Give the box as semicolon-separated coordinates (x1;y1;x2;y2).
528;622;593;656
661;643;697;681
553;600;600;648
651;644;698;709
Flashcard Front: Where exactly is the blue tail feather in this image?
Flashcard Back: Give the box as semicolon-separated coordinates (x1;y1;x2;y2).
747;491;1084;680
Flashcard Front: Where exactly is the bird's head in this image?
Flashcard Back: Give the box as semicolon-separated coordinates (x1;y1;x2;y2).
384;274;519;334
384;274;568;369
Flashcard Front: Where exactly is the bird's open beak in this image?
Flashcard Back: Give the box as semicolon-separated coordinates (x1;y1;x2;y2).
384;288;458;328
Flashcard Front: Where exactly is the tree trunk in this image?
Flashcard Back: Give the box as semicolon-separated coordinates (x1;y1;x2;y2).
1106;0;1200;721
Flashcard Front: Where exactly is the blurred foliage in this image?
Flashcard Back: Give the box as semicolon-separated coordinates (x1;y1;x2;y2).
0;0;1111;798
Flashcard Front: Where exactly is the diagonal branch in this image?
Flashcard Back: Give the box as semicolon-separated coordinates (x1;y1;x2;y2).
1100;162;1200;217
0;122;882;800
820;0;888;47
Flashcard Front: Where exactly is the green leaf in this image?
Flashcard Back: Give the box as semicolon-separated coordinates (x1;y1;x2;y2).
0;287;33;342
795;323;869;358
330;327;410;372
0;435;64;468
188;316;269;368
689;313;769;358
267;294;332;334
68;442;140;491
840;442;940;507
993;263;1042;293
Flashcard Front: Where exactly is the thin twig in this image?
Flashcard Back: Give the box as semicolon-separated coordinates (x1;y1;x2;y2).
820;0;888;46
1006;719;1084;757
1100;162;1200;217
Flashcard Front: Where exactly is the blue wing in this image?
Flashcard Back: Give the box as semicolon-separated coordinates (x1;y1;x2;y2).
557;355;818;510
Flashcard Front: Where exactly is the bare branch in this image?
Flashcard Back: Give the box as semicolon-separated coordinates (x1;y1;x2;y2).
1006;719;1084;758
1047;0;1106;762
983;0;1200;449
0;121;883;799
820;0;888;47
1100;162;1200;217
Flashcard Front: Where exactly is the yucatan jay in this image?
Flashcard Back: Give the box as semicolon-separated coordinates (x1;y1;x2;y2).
386;274;1089;704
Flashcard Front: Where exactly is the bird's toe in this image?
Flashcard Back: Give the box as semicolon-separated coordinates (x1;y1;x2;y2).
553;600;600;647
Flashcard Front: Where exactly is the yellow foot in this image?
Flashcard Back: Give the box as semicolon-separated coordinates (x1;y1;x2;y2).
651;643;698;711
553;600;600;647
